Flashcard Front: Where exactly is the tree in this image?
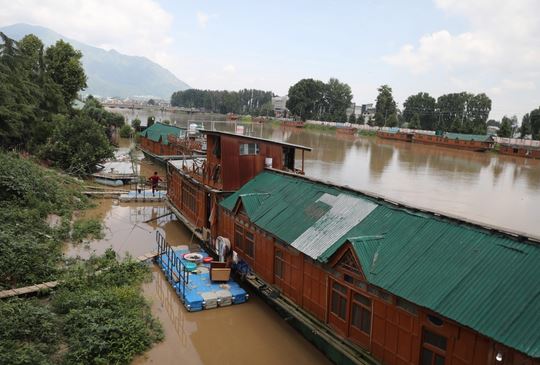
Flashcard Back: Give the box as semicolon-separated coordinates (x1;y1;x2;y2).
147;116;155;127
374;85;396;126
119;124;133;138
435;92;491;134
520;113;531;138
148;99;155;106
44;40;86;105
286;79;326;121
131;118;141;131
386;113;399;127
402;92;436;130
498;116;513;137
349;113;356;123
41;114;113;175
487;119;500;127
529;106;540;140
324;78;353;122
409;113;421;129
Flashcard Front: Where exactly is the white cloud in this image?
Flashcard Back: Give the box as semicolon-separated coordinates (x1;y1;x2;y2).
196;11;217;29
223;64;236;73
0;0;173;63
383;0;540;117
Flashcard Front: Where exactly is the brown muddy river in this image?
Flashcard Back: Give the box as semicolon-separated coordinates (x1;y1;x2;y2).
113;106;540;237
70;160;331;364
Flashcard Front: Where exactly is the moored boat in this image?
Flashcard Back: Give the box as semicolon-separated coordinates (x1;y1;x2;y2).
413;132;494;152
498;143;540;159
376;129;414;142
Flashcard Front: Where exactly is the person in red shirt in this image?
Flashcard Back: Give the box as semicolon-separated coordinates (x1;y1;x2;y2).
148;171;162;196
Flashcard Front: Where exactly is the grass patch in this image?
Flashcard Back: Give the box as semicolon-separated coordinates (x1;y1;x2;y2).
71;218;104;243
240;115;252;122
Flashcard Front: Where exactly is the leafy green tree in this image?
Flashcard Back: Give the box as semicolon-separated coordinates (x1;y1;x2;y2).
386;113;399;127
498;116;513;137
119;124;133;138
487;119;500;127
44;40;86;105
374;85;397;126
409;113;421;129
349;113;356;123
528;107;540;140
436;92;491;133
131;118;141;131
286;78;326;121
520;113;531;138
403;92;436;130
41;114;113;175
324;78;353;122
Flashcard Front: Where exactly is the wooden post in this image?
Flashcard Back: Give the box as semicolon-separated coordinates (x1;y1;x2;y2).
302;149;305;173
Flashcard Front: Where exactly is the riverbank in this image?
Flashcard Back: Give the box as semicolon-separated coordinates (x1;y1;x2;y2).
0;152;163;365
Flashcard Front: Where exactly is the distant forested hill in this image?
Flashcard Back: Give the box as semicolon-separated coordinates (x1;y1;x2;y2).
0;23;190;98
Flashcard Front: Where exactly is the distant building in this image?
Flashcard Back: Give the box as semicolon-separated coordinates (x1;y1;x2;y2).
272;95;289;118
360;103;376;123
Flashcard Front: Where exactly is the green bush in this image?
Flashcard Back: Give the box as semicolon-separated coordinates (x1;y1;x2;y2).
119;124;133;138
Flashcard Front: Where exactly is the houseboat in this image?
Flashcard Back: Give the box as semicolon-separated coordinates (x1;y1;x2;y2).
282;120;305;128
413;132;494;152
336;125;358;135
138;123;203;164
215;169;540;365
376;129;414;142
166;130;311;244
498;143;540;159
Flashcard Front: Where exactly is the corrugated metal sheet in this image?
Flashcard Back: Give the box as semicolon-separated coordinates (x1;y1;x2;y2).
238;193;270;216
139;123;186;145
220;171;540;358
290;193;376;259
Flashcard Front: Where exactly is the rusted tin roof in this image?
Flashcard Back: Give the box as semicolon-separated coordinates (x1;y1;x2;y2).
220;170;540;358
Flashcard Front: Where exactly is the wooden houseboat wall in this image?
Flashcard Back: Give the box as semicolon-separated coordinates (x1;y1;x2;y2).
216;170;540;365
498;144;540;159
376;130;414;142
167;130;311;240
412;133;494;152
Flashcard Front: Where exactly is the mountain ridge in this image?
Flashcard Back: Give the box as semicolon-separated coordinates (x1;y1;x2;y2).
0;23;190;99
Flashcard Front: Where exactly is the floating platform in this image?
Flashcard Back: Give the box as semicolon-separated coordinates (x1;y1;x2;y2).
119;190;167;202
155;245;248;312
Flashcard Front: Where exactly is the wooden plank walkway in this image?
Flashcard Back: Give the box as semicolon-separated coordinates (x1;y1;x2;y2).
0;251;158;300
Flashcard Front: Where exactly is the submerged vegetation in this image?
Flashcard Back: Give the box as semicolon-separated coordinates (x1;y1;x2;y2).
0;251;163;365
71;218;104;243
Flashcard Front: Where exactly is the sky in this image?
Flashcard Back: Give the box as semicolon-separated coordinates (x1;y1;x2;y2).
1;0;539;120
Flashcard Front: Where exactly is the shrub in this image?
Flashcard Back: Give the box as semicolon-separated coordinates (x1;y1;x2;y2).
119;124;133;138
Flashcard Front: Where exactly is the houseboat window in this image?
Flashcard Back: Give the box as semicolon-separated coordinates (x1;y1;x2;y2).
181;183;197;215
239;143;259;155
331;282;347;320
235;224;244;251
275;250;284;279
396;297;418;316
351;293;372;334
245;230;255;258
427;314;444;326
421;329;447;365
344;274;354;284
212;137;221;157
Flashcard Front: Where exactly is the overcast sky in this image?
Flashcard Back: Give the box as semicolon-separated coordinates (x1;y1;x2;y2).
1;0;539;120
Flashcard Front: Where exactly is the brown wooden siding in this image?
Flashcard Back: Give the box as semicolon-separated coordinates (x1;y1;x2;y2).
216;205;539;365
412;134;493;152
167;170;207;229
499;145;540;159
377;131;413;142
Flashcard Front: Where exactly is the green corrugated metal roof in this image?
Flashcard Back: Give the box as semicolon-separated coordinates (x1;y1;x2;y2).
444;132;493;142
139;123;186;145
220;171;540;358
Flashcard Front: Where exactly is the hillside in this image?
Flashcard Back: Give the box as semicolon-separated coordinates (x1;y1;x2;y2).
0;23;190;99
